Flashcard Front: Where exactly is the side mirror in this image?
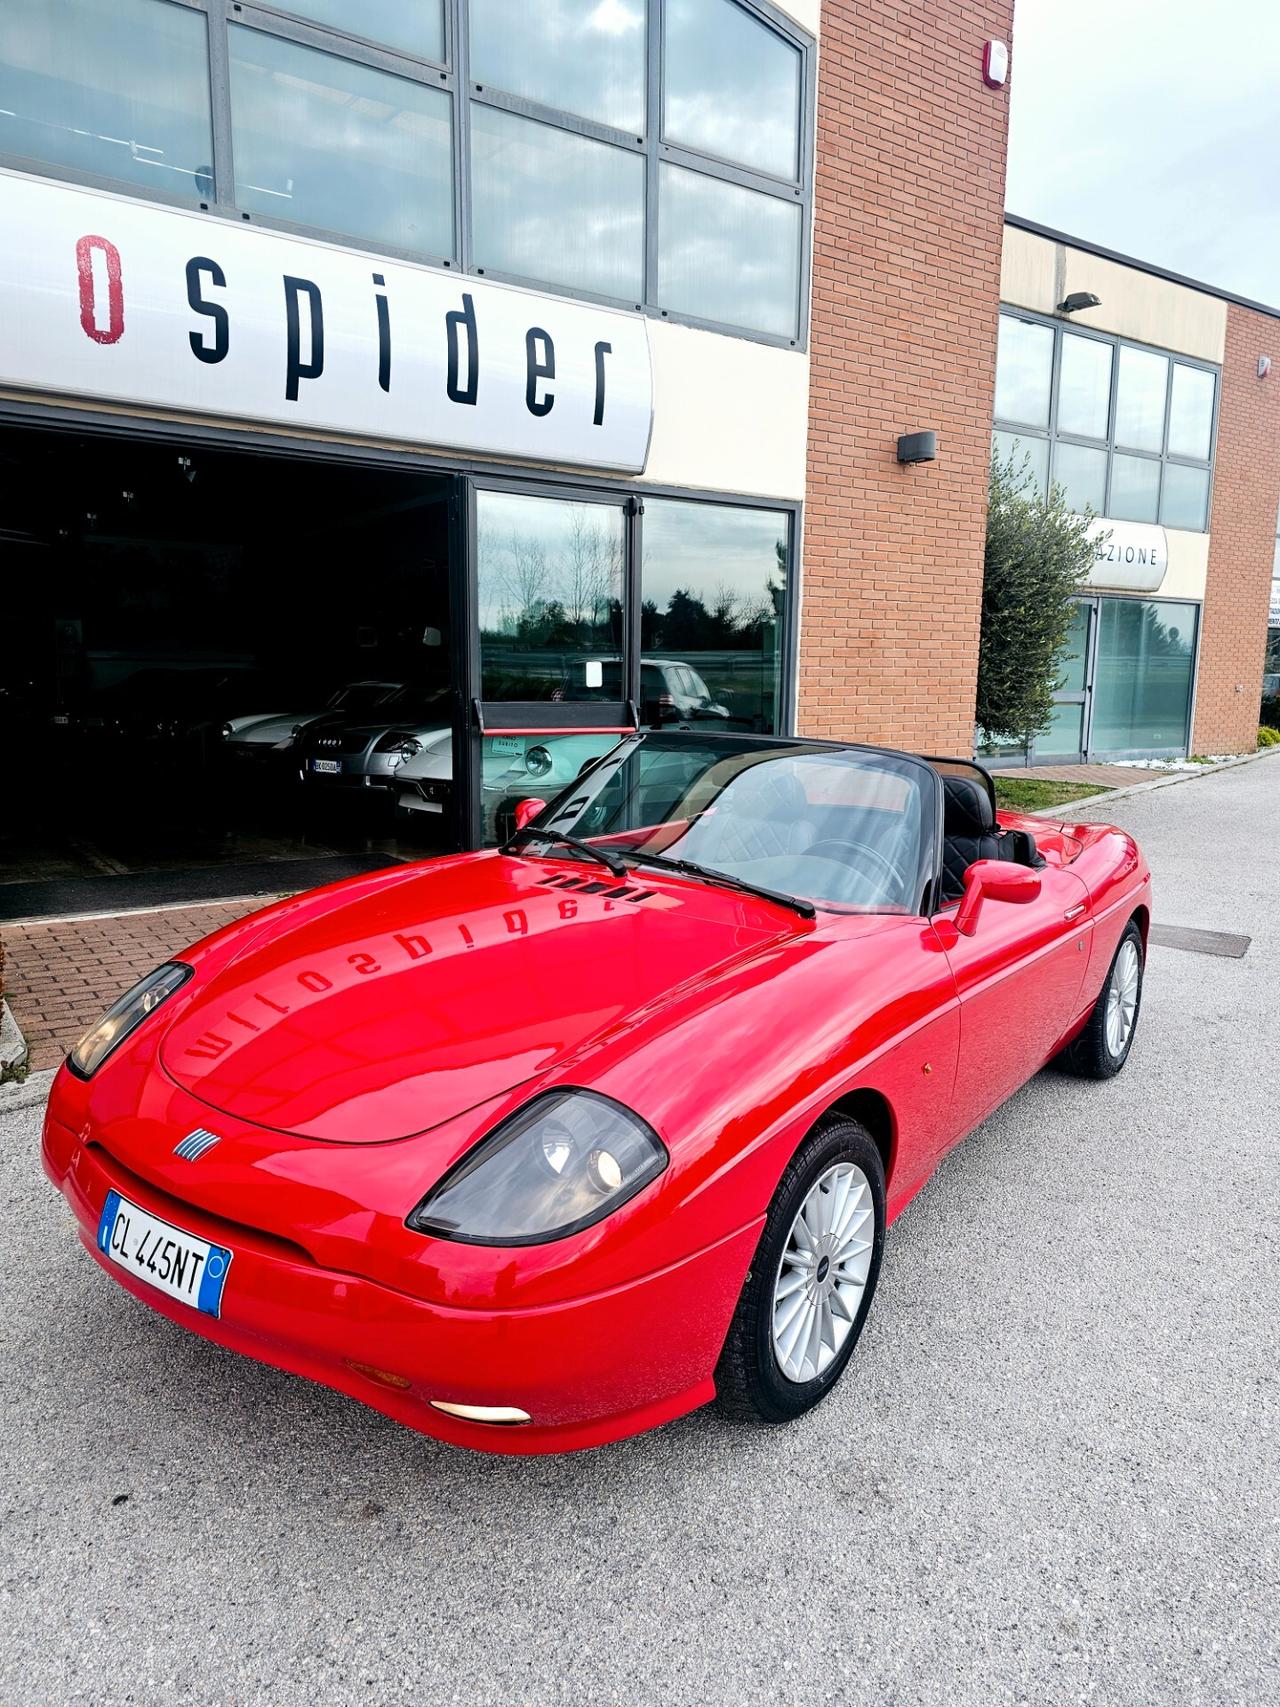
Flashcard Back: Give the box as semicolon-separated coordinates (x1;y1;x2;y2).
512;797;546;833
954;858;1041;936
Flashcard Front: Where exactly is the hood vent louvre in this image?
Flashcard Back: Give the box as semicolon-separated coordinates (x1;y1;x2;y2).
536;872;661;905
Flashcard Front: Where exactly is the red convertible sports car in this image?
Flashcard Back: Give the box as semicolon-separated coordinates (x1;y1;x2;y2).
43;732;1150;1454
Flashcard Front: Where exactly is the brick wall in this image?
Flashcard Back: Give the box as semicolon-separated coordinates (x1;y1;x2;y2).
1192;302;1280;753
799;0;1014;753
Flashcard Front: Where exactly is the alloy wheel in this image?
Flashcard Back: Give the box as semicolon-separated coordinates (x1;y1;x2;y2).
1105;938;1141;1057
771;1162;875;1384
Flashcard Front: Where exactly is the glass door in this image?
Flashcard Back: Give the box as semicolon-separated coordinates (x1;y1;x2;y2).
459;482;639;846
1032;597;1096;763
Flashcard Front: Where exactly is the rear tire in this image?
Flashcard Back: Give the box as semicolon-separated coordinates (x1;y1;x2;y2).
1056;919;1144;1080
716;1118;885;1424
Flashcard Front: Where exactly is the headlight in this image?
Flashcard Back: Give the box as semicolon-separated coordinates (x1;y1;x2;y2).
525;744;552;777
219;722;233;740
407;1089;667;1245
397;737;422;764
68;963;192;1078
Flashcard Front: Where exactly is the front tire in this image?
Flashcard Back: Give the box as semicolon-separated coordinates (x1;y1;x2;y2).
716;1118;885;1424
1057;919;1145;1079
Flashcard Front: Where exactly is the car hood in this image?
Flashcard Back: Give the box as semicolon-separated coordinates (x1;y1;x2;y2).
158;856;796;1143
227;710;320;743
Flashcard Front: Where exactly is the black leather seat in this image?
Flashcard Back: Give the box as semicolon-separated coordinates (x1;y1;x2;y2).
940;774;1043;903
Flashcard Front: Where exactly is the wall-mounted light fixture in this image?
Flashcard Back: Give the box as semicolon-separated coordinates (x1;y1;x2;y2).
897;430;937;465
1057;291;1101;315
1259;355;1272;379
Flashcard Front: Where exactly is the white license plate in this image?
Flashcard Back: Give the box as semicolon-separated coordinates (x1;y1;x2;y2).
95;1190;232;1317
491;737;523;756
309;757;341;775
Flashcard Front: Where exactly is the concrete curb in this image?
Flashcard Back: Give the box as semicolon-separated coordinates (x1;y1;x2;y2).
1031;742;1280;818
0;1065;55;1114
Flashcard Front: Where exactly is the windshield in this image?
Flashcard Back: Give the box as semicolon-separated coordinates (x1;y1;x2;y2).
519;734;933;913
328;681;401;715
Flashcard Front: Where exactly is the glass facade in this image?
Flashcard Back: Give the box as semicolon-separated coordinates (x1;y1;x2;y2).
476;490;625;702
993;310;1218;531
0;0;812;345
640;497;788;733
1091;599;1196;753
0;0;213;198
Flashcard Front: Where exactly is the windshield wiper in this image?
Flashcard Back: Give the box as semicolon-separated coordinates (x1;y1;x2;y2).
616;848;815;919
504;826;628;879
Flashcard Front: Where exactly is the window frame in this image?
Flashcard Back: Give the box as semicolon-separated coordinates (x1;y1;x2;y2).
0;0;814;348
992;307;1220;534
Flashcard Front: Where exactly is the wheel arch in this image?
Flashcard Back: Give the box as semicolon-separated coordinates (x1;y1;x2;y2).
1129;902;1150;947
817;1087;896;1189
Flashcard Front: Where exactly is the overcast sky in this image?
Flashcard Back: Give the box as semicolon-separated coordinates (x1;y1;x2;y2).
1006;0;1280;307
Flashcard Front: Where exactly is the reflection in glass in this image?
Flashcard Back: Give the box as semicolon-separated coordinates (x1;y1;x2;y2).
1114;345;1169;452
1057;332;1112;439
470;0;645;132
0;0;212;196
229;28;453;255
476;491;624;701
1055;601;1091;694
1109;453;1161;523
1092;598;1195;753
657;164;801;339
663;0;801;179
994;316;1054;428
1039;700;1084;757
480;731;620;846
1159;462;1210;531
1052;442;1107;514
1167;363;1215;461
993;430;1049;499
271;0;444;61
471;104;643;299
641;499;788;733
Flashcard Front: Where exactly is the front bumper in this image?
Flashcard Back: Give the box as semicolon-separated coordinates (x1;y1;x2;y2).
42;1110;756;1455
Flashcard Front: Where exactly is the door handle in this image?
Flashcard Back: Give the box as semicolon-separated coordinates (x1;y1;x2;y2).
1064;903;1086;920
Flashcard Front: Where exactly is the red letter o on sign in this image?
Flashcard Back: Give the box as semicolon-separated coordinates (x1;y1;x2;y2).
76;234;124;345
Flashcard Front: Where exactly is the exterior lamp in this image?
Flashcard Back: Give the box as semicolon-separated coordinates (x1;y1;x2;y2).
896;431;937;464
1057;292;1101;315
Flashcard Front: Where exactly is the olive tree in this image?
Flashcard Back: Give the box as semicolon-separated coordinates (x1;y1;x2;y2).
976;450;1099;749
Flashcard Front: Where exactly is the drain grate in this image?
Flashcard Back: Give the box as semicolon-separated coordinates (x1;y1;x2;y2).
1148;924;1250;959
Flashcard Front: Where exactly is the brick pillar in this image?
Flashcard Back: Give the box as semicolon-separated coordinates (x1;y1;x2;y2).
799;0;1014;754
1192;302;1280;753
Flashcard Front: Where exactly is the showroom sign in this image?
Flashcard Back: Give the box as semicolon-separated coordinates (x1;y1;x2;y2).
1081;517;1168;594
0;172;654;473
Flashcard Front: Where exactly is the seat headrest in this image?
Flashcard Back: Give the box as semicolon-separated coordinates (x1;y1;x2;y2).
943;774;995;838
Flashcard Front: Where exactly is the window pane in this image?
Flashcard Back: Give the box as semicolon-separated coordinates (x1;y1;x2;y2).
1091;598;1195;753
663;0;801;179
229;28;453;257
1114;345;1169;452
1057;332;1112;439
476;491;624;701
481;730;620;845
470;0;645;132
1167;363;1215;461
1038;700;1084;758
1160;462;1210;531
1109;453;1161;523
270;0;444;62
657;164;800;339
1053;442;1107;514
0;0;212;197
994;316;1054;428
471;104;643;300
641;498;789;734
1055;601;1091;694
993;430;1049;499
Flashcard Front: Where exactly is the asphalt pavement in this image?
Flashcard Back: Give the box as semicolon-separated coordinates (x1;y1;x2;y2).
2;755;1277;1706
